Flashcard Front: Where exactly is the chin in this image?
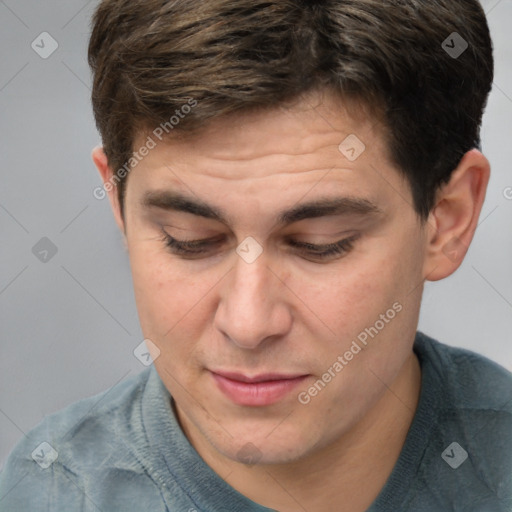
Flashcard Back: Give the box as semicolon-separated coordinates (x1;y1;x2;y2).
206;421;323;467
226;440;308;467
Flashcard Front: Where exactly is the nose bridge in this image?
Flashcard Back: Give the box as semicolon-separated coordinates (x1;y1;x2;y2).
229;246;273;321
215;243;289;349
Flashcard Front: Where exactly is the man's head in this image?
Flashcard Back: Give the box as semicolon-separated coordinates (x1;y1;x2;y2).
88;0;492;467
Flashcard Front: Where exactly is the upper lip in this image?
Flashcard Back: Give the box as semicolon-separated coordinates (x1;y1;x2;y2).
211;370;308;383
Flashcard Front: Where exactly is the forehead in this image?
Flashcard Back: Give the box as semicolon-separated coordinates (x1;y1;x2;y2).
131;89;391;176
126;89;407;224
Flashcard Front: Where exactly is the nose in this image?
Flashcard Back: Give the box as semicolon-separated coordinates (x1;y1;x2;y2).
214;246;292;350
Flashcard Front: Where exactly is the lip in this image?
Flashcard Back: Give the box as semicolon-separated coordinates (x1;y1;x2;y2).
210;370;310;406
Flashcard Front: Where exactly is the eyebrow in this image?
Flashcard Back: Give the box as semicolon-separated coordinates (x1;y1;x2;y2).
141;190;384;226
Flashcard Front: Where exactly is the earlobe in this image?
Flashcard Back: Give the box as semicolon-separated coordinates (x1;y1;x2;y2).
422;149;490;282
91;145;126;237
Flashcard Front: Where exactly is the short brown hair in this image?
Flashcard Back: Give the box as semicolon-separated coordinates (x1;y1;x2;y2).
88;0;493;221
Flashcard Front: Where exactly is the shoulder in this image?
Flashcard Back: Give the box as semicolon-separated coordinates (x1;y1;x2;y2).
411;331;512;508
0;368;156;510
22;367;152;451
415;330;512;412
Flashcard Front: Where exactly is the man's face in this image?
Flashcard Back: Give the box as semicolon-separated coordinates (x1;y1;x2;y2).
121;90;429;465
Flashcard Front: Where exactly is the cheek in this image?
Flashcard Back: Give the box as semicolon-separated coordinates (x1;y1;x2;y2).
294;235;421;381
129;245;217;359
130;245;183;334
294;252;400;341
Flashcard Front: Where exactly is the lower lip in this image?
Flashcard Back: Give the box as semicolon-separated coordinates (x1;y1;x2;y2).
211;372;309;406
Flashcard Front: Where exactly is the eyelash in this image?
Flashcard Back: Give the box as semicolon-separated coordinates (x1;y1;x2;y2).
159;231;359;261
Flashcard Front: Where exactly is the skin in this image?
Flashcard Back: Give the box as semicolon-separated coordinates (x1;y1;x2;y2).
92;88;489;512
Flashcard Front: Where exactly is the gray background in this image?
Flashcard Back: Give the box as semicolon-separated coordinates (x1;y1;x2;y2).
1;0;511;471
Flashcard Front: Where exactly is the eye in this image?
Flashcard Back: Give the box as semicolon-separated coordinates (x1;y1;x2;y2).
286;235;359;260
159;229;360;262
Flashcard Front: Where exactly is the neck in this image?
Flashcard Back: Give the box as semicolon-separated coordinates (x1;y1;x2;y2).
176;352;422;512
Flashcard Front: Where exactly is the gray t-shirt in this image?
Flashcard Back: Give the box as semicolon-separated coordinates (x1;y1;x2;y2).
1;331;511;511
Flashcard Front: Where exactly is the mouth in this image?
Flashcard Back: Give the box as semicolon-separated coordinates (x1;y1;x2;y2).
210;370;310;406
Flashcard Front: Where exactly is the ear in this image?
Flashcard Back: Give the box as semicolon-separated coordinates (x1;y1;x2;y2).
91;146;127;242
422;148;490;281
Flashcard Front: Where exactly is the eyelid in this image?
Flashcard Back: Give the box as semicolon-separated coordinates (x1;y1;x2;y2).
161;224;219;239
160;228;360;262
160;230;351;248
